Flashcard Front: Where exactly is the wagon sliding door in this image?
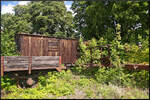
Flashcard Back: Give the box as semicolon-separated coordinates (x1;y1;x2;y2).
47;38;60;56
30;37;60;56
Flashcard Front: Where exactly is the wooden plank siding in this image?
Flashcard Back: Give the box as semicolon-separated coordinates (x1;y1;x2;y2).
21;36;30;56
1;56;63;75
4;56;29;72
15;34;79;64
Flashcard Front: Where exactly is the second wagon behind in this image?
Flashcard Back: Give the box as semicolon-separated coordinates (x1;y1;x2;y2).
15;33;79;65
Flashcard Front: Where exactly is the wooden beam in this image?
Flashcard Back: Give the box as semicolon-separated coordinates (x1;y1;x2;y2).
56;67;62;72
28;56;32;74
1;56;4;76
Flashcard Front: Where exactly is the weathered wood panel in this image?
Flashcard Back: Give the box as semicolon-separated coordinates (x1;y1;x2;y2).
32;56;59;61
31;37;42;56
2;56;60;72
43;38;48;56
71;40;78;63
48;38;60;57
21;36;30;56
5;65;29;68
15;34;79;64
60;39;65;63
32;61;59;64
1;56;4;76
4;56;29;71
59;39;78;64
4;56;29;61
31;56;60;68
48;42;59;46
31;64;59;68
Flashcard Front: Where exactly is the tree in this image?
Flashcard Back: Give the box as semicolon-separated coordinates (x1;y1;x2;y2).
1;14;16;32
71;1;116;41
13;5;32;34
13;1;75;37
1;13;32;34
111;1;149;43
2;1;75;38
71;1;149;43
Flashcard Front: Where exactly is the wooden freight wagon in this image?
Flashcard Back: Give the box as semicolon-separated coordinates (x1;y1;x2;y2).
15;34;79;66
1;56;66;88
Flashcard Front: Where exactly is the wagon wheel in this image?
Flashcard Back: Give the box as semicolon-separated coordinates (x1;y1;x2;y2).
17;76;38;88
100;57;111;67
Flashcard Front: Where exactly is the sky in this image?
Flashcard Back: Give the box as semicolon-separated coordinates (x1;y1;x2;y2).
1;1;73;14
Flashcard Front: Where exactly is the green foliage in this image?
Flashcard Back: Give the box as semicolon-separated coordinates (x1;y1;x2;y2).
124;70;149;88
38;70;75;96
1;76;17;92
76;37;105;66
85;89;95;98
124;36;149;64
2;70;75;99
109;24;125;66
95;66;149;88
112;1;149;43
2;68;149;99
71;1;115;40
71;1;149;43
1;30;20;56
95;67;130;86
12;1;75;37
76;78;91;87
1;13;32;34
75;36;149;88
75;24;125;67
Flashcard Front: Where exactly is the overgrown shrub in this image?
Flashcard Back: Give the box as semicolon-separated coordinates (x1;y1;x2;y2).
75;24;125;68
38;70;75;96
94;67;149;88
1;30;20;56
123;36;149;64
1;76;17;92
123;69;149;88
94;67;132;86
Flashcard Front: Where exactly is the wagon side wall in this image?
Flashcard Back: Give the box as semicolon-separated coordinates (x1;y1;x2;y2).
15;34;79;64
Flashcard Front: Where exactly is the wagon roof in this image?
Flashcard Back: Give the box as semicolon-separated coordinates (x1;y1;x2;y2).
16;33;78;40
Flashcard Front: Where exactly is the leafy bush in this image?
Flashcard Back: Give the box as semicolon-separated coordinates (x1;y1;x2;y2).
123;37;149;64
123;69;149;88
1;76;17;92
95;67;149;88
1;30;20;56
75;24;125;68
95;67;132;86
38;70;75;96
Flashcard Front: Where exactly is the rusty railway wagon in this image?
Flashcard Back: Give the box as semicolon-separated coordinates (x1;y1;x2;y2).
15;33;79;66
